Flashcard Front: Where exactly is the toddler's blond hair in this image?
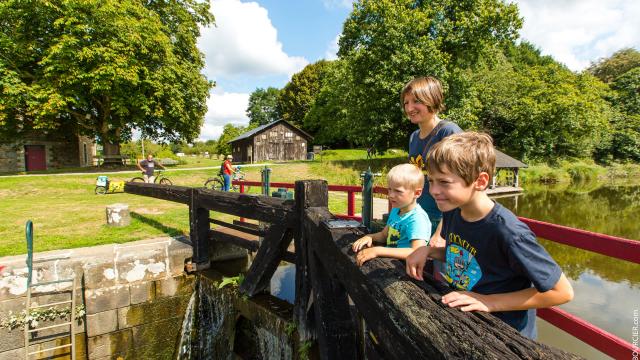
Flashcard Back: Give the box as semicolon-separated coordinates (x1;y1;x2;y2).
387;163;424;190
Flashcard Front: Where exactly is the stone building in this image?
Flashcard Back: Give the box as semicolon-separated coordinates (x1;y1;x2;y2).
0;132;96;172
228;120;313;163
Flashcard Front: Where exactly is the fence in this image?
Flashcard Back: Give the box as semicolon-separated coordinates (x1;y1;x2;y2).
233;177;639;359
125;180;584;359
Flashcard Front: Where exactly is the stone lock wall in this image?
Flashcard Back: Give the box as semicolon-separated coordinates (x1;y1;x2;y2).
0;237;195;360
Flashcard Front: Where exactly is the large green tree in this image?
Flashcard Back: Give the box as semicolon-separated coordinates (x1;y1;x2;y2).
327;0;521;150
277;60;332;132
246;87;281;126
0;0;213;159
587;48;640;84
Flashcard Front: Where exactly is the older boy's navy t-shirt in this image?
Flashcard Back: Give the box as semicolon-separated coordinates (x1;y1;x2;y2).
408;121;462;221
440;202;562;339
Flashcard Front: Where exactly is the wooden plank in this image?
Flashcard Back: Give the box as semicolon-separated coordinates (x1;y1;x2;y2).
210;219;266;237
232;220;261;231
293;180;328;341
189;189;210;268
304;207;581;359
124;182;191;204
239;224;293;296
307;240;358;359
209;229;259;252
198;189;295;223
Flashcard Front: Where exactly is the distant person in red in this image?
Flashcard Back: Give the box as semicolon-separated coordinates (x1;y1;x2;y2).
137;154;165;183
222;154;236;191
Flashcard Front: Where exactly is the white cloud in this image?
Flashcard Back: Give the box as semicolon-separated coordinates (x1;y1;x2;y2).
324;34;340;60
514;0;640;71
200;91;250;140
199;0;308;78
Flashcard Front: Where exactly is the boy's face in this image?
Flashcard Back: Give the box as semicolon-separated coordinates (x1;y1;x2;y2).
388;180;421;210
427;166;477;212
403;93;434;125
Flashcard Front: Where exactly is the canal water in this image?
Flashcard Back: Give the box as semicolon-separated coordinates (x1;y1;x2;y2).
266;182;639;359
496;182;640;360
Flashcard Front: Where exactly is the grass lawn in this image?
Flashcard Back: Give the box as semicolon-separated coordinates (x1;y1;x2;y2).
0;150;403;256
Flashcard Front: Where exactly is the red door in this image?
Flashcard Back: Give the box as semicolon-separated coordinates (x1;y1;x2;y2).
24;145;46;171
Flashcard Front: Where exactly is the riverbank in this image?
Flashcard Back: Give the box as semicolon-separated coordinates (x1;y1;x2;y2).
520;161;640;184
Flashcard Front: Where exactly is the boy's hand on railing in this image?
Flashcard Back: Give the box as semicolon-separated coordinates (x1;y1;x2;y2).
406;246;429;281
352;235;373;253
356;247;379;266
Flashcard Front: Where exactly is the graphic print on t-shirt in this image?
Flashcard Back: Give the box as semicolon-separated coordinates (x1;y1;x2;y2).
386;226;401;248
442;243;482;290
409;154;426;175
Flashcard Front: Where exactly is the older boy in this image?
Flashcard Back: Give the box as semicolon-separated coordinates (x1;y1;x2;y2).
352;163;431;266
406;132;573;339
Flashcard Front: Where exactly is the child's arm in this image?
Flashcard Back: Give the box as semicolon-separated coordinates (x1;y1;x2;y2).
356;238;426;266
405;233;446;280
441;273;574;312
352;226;389;252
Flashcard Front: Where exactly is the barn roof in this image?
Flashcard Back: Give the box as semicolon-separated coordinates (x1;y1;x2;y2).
228;120;313;144
495;149;527;168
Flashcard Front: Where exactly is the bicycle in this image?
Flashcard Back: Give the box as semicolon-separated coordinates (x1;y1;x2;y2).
130;170;173;185
204;167;247;191
95;175;125;195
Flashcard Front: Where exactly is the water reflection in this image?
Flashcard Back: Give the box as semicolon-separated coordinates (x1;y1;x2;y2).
496;182;640;351
270;264;296;304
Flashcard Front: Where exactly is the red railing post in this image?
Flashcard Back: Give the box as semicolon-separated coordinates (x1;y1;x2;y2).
239;181;246;222
347;191;356;217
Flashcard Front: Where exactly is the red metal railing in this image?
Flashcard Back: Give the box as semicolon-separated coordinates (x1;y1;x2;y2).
234;179;639;358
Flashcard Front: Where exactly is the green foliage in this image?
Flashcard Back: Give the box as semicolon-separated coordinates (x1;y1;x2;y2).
587;48;640;84
277;60;332;132
216;123;254;156
1;305;85;330
218;274;244;289
0;0;213;146
284;321;296;336
247;87;281;126
298;340;314;360
308;0;521;150
471;55;612;161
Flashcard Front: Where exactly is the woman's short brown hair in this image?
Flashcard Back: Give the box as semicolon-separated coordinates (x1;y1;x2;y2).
400;76;445;114
426;132;495;187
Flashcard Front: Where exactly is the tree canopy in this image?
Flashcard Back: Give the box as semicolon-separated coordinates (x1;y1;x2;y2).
0;0;213;155
246;87;281;127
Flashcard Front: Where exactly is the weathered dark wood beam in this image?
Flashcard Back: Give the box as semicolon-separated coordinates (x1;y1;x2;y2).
189;189;210;268
293;180;328;341
209;229;259;252
239;224;294;296
305;207;582;360
210;218;266;237
198;189;295;223
124;182;191;204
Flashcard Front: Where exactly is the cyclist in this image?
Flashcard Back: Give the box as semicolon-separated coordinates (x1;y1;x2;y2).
137;153;166;183
222;154;236;191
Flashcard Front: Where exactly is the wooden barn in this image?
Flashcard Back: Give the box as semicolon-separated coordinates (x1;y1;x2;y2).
228;120;313;163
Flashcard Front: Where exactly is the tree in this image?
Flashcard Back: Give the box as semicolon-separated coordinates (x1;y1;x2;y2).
246;87;281;126
470;56;612;161
0;0;213;161
587;48;640;84
327;0;522;150
277;60;332;132
216;123;252;156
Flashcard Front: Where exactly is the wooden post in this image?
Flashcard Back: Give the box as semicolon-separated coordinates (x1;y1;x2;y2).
347;191;355;217
308;231;358;359
189;188;210;270
514;168;520;188
293;180;328;341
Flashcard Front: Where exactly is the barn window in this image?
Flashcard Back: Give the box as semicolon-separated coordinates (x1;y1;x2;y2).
270;131;277;137
302;143;306;148
285;132;293;138
256;141;261;145
296;136;300;140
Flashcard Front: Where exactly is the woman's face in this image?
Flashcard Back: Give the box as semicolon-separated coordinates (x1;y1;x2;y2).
403;93;435;125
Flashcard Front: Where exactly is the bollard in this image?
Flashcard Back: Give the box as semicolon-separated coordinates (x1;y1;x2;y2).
361;167;374;230
261;166;271;196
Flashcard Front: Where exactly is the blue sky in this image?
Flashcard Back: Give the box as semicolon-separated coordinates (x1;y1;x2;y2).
196;0;640;141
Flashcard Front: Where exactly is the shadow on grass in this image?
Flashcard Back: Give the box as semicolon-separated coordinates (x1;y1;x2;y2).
130;212;185;238
324;156;407;171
